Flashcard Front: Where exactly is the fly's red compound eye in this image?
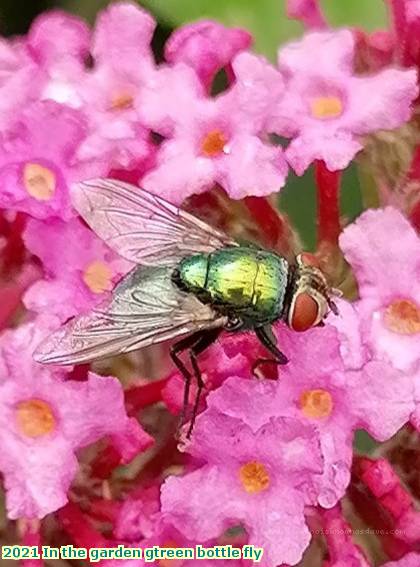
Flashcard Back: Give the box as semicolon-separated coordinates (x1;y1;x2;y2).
289;292;320;332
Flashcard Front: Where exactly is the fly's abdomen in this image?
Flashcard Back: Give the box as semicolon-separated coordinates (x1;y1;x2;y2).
176;247;289;325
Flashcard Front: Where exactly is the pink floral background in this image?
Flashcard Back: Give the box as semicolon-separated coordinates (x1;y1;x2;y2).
0;1;420;566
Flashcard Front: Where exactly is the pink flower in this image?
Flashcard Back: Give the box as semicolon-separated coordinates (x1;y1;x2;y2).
339;207;420;373
25;6;156;171
74;2;156;169
165;20;252;90
0;38;42;130
23;217;132;320
162;409;323;567
206;321;415;507
286;0;327;29
114;486;161;542
0;100;103;220
0;319;151;519
276;30;418;173
141;84;288;203
231;30;417;174
27;10;90;108
384;554;420;567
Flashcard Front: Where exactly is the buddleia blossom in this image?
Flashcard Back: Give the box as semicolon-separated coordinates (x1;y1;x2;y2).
0;1;420;565
162;408;323;566
0;319;152;518
233;30;418;174
23;217;132;320
339;207;420;374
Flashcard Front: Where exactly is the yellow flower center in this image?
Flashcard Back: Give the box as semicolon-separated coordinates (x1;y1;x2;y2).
201;129;227;157
83;260;113;294
110;92;134;111
16;399;56;438
300;388;333;419
384;299;420;335
23;163;56;201
310;96;343;119
239;461;270;494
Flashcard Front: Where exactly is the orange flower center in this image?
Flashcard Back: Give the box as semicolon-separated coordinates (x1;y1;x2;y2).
110;92;134;111
83;261;113;294
239;461;270;493
16;399;56;437
201;129;227;157
23;163;56;201
384;299;420;335
310;96;343;119
300;388;333;419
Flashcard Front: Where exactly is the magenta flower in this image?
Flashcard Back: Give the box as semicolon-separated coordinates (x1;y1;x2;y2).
165;20;252;90
114;486;161;541
0;100;104;220
162;409;323;567
141;85;288;203
23;217;132;320
0;319;151;519
339;207;420;373
161;333;263;415
286;0;327;29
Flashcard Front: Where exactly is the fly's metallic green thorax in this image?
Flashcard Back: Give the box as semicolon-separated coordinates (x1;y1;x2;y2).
175;246;289;326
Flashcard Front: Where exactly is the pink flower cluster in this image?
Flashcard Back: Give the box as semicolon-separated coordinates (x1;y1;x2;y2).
0;1;419;566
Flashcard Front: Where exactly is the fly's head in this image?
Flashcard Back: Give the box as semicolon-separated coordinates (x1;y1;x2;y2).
286;252;341;332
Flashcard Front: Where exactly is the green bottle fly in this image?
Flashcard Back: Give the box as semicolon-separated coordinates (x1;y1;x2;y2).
175;247;289;328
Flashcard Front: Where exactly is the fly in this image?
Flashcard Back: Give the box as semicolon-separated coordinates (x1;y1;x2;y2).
33;178;339;438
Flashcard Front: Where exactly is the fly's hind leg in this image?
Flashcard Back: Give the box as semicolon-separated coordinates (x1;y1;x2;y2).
170;327;222;439
253;325;288;378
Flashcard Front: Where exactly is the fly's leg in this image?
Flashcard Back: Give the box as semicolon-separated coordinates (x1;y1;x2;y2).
170;328;221;439
170;333;198;434
186;328;222;439
253;325;288;378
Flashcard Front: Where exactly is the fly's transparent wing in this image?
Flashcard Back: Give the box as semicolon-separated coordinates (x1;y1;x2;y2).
33;266;227;365
72;178;238;266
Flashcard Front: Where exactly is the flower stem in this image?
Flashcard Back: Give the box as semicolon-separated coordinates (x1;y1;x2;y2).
315;160;342;249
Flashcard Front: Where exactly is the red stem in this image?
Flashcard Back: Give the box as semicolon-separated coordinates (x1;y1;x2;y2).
244;196;291;252
315;160;342;248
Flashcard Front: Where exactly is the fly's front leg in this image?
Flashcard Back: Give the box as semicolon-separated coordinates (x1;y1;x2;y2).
253;325;288;378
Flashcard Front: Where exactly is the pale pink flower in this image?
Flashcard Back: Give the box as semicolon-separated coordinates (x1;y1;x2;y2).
23;217;132;320
162;409;323;567
207;321;415;508
339;207;420;373
141;85;287;203
0;319;152;519
274;30;418;173
231;30;418;174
